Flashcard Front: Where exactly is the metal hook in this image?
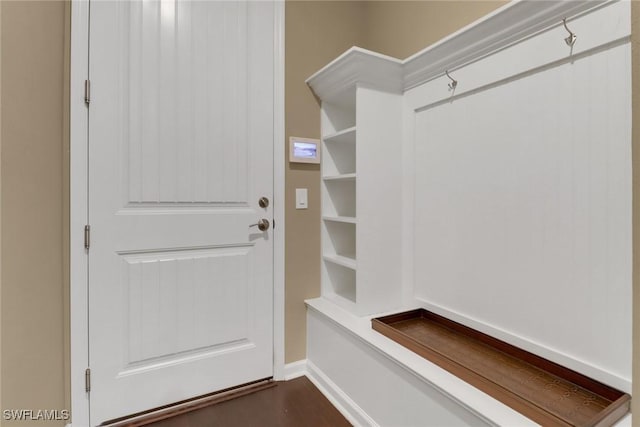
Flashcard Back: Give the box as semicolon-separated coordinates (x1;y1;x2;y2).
445;70;457;90
562;18;576;47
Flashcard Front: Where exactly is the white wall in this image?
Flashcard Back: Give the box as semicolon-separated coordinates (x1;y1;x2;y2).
408;1;632;391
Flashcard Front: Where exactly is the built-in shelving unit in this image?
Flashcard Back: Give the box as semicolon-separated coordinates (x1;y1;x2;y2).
307;47;404;315
319;92;357;307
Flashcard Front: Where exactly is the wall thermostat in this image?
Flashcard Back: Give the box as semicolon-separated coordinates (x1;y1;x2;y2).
289;137;321;164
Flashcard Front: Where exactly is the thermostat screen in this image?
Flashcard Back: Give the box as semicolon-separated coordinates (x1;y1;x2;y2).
293;142;318;159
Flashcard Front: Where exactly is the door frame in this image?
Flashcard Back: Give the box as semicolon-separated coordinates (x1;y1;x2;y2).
69;2;286;425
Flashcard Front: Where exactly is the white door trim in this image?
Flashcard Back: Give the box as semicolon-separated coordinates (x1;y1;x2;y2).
69;1;90;424
69;2;285;425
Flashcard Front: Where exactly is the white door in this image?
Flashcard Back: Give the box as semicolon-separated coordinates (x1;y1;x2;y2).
87;1;275;424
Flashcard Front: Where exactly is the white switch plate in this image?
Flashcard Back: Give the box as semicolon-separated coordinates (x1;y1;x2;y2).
296;188;308;209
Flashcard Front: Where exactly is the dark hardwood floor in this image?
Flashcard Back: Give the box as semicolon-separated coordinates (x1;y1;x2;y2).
146;376;351;427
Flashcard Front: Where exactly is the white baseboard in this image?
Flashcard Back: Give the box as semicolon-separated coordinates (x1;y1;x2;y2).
305;360;378;427
282;359;375;427
283;360;307;380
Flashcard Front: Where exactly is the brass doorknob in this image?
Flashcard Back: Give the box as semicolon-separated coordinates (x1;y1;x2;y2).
249;219;270;231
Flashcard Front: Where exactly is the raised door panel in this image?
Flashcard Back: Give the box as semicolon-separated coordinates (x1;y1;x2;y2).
122;0;249;205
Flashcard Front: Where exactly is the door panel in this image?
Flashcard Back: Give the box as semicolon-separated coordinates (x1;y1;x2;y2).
124;0;250;205
88;1;275;424
121;246;252;368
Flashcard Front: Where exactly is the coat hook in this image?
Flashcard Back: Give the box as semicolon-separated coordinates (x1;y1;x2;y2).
562;18;577;47
445;70;457;90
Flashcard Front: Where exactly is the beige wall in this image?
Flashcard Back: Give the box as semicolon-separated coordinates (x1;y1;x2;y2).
1;1;69;426
284;0;368;363
364;1;506;58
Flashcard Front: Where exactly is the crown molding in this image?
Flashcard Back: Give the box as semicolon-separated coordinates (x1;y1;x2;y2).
402;0;609;90
306;0;613;101
305;47;403;105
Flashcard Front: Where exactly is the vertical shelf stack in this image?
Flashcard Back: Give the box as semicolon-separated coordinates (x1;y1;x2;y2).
307;47;404;315
321;89;358;305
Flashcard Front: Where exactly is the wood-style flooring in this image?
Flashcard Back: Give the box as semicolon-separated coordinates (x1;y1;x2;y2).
146;376;351;427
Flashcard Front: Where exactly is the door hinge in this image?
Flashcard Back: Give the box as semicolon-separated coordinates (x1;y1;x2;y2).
84;225;91;250
85;368;91;392
84;79;91;105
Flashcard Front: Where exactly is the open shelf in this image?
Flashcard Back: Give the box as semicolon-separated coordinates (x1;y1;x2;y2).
321;101;356;136
323;220;355;262
323;215;356;224
323;173;356;181
322;179;356;218
323;126;356;144
323;139;356;176
323;254;356;270
324;261;356;303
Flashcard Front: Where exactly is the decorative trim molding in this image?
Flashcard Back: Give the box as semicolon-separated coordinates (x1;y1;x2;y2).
283;360;307;380
305;360;379;427
305;47;403;105
70;1;90;425
306;1;612;98
272;0;286;383
402;0;609;89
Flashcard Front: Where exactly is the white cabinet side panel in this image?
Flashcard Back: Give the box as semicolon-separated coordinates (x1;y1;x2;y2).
356;87;403;314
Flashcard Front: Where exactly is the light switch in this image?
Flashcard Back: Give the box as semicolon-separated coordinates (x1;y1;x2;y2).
296;188;308;209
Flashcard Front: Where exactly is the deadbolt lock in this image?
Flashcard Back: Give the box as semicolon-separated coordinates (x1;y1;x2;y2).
249;219;270;231
259;197;269;208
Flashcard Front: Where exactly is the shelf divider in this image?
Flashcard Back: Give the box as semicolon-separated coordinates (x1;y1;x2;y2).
323;126;356;144
323;254;357;270
323;173;356;181
323;215;357;224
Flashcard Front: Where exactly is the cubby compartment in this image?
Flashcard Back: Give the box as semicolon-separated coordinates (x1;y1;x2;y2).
320;88;356;135
322;221;356;269
322;179;356;219
323;128;356;177
309;48;403;315
322;260;356;304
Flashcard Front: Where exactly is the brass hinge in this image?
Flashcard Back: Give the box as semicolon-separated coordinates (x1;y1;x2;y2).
84;225;90;250
85;368;91;392
84;79;91;105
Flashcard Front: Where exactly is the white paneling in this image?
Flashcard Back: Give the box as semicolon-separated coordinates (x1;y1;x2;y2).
412;40;631;388
122;247;249;366
123;1;249;205
405;1;630;113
